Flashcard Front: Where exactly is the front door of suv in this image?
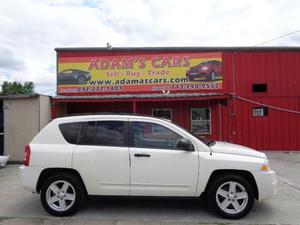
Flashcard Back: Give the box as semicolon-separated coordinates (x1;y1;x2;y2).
129;120;199;196
73;119;130;195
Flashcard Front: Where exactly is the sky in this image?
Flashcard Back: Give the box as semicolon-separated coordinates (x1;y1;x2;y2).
0;0;299;95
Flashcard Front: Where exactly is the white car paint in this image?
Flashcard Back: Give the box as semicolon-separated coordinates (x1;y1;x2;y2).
19;115;277;202
211;141;267;159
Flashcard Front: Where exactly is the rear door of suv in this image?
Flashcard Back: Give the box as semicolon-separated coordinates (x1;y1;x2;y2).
72;118;130;195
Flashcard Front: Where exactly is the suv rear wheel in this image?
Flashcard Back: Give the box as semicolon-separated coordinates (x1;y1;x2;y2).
207;174;255;219
40;173;86;216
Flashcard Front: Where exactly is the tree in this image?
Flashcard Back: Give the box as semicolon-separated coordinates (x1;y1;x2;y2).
1;81;35;95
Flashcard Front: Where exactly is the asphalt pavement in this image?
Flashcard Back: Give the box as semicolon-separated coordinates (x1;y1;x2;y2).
0;152;299;225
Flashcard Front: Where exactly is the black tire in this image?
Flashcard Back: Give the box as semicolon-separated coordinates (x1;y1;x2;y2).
207;174;255;219
77;76;86;84
40;173;86;216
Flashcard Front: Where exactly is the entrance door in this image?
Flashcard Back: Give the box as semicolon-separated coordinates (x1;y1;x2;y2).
129;120;199;196
0;101;3;155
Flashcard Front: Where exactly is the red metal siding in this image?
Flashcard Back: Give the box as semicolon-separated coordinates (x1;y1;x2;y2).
222;51;300;150
66;102;133;114
229;51;300;97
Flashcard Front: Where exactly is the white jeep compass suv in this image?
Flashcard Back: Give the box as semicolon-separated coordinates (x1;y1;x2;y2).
19;114;277;219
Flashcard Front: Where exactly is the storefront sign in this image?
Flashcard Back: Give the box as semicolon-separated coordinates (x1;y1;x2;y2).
57;52;222;94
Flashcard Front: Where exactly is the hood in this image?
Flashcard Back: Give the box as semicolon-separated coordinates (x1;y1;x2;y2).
210;141;266;159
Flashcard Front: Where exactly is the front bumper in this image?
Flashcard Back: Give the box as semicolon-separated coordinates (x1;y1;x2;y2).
253;170;277;201
19;165;43;193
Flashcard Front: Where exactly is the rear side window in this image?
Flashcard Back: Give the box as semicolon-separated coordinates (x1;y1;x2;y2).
79;121;127;147
59;122;82;144
81;121;97;145
96;121;125;146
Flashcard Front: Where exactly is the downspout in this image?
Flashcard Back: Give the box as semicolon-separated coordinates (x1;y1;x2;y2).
231;51;237;116
132;100;137;114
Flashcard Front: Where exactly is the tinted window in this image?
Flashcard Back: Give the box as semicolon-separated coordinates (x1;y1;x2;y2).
59;122;82;144
95;121;125;146
152;108;172;120
81;121;96;145
131;122;183;150
79;121;126;147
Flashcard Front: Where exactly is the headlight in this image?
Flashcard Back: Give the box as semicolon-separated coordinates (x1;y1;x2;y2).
200;66;209;70
260;159;270;171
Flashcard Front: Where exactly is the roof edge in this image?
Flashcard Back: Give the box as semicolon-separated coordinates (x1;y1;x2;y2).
0;93;41;100
55;46;300;52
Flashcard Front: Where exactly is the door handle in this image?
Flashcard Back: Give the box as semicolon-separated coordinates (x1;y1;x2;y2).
134;153;151;157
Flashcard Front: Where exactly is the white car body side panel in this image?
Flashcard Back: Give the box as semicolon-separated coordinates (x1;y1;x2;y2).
19;165;44;192
30;119;74;168
130;147;199;196
252;170;277;201
29;143;74;168
72;145;130;195
195;151;266;196
31;120;66;145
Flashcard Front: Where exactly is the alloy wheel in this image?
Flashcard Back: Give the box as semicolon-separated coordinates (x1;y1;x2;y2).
216;181;248;214
46;180;76;212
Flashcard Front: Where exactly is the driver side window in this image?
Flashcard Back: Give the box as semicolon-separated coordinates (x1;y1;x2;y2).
131;122;184;150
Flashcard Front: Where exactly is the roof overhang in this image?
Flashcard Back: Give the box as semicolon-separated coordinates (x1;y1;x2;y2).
51;93;231;103
0;93;40;100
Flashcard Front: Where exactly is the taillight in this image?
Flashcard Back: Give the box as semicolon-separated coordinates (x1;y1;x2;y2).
23;144;31;166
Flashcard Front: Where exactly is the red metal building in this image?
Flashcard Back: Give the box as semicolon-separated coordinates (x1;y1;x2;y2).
52;47;300;151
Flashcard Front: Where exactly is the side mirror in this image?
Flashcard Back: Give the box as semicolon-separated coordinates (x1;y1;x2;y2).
177;138;194;151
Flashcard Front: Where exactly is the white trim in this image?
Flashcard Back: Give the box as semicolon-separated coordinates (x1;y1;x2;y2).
190;107;212;134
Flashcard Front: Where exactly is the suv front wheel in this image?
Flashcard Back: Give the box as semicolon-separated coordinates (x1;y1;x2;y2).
207;174;255;219
40;173;86;216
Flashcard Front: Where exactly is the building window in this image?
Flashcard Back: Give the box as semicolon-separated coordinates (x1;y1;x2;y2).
152;108;172;120
152;108;172;134
191;108;211;134
253;107;268;117
252;83;267;92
